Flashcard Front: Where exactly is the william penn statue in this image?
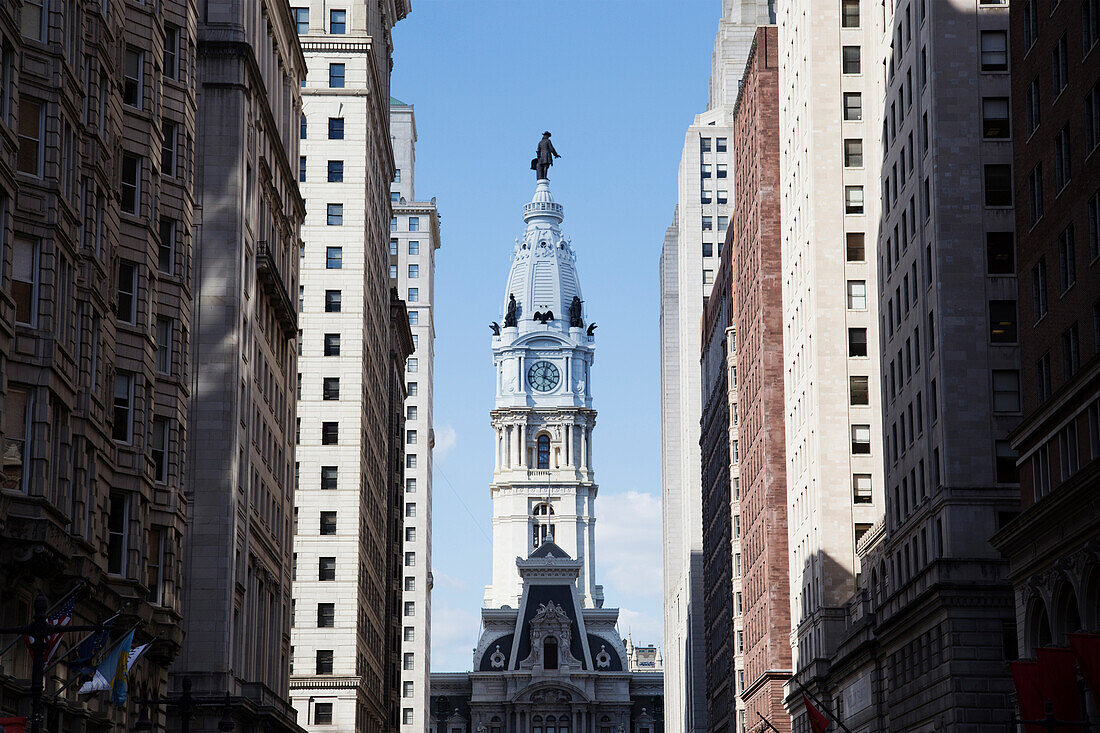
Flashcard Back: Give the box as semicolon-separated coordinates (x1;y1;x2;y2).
531;131;560;180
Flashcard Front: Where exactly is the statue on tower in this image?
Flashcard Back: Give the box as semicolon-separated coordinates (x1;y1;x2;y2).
569;296;583;328
531;131;560;180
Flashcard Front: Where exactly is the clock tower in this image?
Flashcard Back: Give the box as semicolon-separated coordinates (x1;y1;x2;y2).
485;178;603;610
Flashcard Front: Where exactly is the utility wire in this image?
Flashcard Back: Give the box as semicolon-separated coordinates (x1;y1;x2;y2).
435;463;492;545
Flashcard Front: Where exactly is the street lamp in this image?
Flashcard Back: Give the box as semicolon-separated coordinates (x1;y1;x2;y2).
217;692;235;732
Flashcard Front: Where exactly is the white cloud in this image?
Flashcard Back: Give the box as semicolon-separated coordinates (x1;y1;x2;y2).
430;600;482;672
432;571;470;592
434;424;457;463
596;490;663;600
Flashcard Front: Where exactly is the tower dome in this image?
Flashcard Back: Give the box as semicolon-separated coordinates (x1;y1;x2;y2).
501;180;584;332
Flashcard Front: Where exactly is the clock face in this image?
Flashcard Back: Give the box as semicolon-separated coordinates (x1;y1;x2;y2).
527;361;560;392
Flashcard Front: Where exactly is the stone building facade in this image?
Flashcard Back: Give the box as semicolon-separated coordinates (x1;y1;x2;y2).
170;0;307;730
389;95;441;733
432;177;661;733
699;241;734;733
287;2;410;732
728;26;790;733
775;0;886;726
798;2;1025;729
991;0;1100;708
659;5;774;732
0;0;195;729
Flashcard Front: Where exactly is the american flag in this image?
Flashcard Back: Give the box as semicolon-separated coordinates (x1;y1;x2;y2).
23;595;76;666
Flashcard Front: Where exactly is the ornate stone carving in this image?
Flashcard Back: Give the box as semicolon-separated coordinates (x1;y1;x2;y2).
595;645;611;669
530;689;572;704
490;645;506;669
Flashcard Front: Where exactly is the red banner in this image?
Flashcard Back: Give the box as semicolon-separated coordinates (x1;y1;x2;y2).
803;694;829;733
1036;647;1083;726
1010;661;1045;733
1068;633;1100;701
0;717;27;733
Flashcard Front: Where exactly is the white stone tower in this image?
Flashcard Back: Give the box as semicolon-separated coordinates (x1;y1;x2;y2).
484;178;603;610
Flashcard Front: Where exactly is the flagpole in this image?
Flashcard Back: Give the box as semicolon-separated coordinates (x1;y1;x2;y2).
796;679;855;733
43;606;131;674
756;711;782;733
0;580;87;658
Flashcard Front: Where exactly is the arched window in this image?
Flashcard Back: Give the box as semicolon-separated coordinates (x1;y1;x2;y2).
532;716;543;733
532;502;555;548
537;434;551;469
544;636;559;670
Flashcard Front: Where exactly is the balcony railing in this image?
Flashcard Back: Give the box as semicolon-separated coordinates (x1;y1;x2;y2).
256;242;298;339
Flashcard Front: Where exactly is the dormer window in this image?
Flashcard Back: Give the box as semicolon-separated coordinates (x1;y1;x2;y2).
544;636;559;669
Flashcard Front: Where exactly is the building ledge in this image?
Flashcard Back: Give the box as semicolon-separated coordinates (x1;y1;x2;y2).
256;243;298;338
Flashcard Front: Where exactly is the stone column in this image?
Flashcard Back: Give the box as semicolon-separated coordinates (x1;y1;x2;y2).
495;426;501;470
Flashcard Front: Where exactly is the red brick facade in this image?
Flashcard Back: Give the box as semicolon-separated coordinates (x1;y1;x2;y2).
1009;0;1100;512
730;26;792;732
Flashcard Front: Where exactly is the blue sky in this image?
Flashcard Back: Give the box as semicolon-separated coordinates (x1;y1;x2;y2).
390;0;723;672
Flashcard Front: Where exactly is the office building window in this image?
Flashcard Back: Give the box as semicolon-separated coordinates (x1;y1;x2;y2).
853;474;873;503
16;98;44;176
409;263;419;279
1058;226;1076;292
328;63;345;88
299;156;307;182
406;478;416;493
842;46;861;74
328;117;344;139
156;317;173;374
317;603;335;628
844;139;863;167
843;92;862;121
321;422;338;445
407;287;419;303
989;300;1018;343
847;233;865;261
1054;126;1072;191
328;160;343;182
320;511;336;535
292;7;308;33
318;557;336;581
1033;257;1048;321
323;377;340;400
162;120;177;176
992;370;1021;412
326;246;342;269
326;204;343;226
845;186;864;214
847;280;867;309
13;236;39;326
982;97;1010;138
404;602;415;617
325;290;341;312
850;376;870;405
851;424;872;454
324;333;341;355
1028;164;1044;225
107;493;128;574
151;417;169;483
316;650;333;674
123;47;143;107
320;465;338;490
404;626;415;642
1063;323;1080;379
716;164;727;178
980;31;1008;71
121;154;141;214
995;440;1018;483
1052;34;1069;95
849;328;868;357
330;9;346;33
314;704;333;725
702;216;713;231
842;0;860;27
409;216;420;231
984;165;1012;206
986;232;1014;274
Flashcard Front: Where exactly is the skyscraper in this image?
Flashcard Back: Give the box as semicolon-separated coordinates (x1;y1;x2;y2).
728;26;790;733
389;96;441;732
775;0;885;720
172;3;306;730
659;5;774;731
0;1;195;729
287;1;410;731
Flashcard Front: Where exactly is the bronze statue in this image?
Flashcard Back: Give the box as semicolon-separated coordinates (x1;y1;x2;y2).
490;322;501;335
533;310;555;324
530;131;560;180
569;296;583;328
504;294;518;327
